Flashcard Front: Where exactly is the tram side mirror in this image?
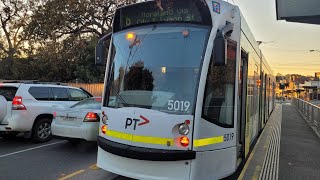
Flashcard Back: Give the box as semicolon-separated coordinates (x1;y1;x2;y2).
213;22;234;66
95;33;112;66
95;44;106;66
214;37;227;66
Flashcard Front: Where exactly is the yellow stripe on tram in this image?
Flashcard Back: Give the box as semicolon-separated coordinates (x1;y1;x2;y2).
193;136;224;147
106;130;132;141
132;135;174;145
106;129;224;147
106;130;174;146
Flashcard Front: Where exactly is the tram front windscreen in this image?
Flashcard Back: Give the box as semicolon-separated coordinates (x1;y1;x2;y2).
105;24;210;115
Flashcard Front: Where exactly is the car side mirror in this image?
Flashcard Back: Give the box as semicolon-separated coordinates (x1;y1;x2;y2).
95;43;107;66
95;33;112;66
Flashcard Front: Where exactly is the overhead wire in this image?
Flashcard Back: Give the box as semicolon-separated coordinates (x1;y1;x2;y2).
272;67;320;70
259;41;320;52
261;46;318;53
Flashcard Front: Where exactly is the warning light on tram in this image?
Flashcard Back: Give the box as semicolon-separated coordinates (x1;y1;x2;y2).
101;125;107;134
180;136;189;147
126;32;136;41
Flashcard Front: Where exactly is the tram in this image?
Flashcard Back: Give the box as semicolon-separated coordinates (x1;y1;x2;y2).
95;0;275;179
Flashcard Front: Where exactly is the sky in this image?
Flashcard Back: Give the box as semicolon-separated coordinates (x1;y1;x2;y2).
231;0;320;76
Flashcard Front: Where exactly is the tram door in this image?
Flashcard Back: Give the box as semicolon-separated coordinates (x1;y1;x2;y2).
265;75;268;124
237;50;248;158
259;72;264;132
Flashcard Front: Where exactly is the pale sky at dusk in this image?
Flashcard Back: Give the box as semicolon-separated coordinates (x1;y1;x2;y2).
231;0;320;76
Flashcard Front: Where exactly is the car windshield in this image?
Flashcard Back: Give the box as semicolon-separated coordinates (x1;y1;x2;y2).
105;24;209;115
71;97;102;109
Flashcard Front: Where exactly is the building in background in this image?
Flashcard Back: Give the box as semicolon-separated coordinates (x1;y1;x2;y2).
315;72;320;80
275;73;320;100
299;81;320;100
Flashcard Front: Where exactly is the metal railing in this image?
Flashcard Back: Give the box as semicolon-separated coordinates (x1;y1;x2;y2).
292;98;320;133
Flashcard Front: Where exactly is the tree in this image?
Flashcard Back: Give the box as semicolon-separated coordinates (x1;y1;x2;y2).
26;0;138;41
0;0;35;59
18;0;139;82
0;0;38;79
1;0;139;82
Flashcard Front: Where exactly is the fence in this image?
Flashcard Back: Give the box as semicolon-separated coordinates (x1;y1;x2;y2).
66;83;104;97
292;98;320;133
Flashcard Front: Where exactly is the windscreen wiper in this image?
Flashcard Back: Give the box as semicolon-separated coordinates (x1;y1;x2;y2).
106;80;129;107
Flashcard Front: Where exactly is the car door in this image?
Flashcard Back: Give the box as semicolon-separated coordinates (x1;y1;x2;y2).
50;87;75;108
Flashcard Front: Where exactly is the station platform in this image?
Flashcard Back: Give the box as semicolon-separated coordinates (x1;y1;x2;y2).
239;101;320;180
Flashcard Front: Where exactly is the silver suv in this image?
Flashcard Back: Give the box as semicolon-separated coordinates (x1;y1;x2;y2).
0;81;92;142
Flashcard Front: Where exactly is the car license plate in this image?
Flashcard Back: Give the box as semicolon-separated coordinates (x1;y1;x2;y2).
63;117;77;121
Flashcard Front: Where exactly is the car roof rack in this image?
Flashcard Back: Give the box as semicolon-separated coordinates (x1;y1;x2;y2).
1;80;65;85
1;80;38;84
36;82;66;86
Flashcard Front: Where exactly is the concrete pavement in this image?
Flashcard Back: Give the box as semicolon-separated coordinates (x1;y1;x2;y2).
279;103;320;179
239;102;320;180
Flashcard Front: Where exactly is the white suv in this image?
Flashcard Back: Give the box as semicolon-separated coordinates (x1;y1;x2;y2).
0;82;92;142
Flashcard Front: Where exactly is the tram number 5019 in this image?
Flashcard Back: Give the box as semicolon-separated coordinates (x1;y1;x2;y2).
168;100;190;112
224;133;234;142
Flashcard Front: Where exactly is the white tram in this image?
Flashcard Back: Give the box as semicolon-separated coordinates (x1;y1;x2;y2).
95;0;275;179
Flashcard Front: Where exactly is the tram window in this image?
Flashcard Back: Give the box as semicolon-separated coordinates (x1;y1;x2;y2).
202;39;237;128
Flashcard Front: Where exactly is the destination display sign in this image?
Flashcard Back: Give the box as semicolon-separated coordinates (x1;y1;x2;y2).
113;0;212;31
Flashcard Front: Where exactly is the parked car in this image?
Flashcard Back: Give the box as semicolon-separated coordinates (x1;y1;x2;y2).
51;97;102;144
0;81;92;142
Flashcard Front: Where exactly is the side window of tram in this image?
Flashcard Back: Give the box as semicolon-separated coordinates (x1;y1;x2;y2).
202;39;237;128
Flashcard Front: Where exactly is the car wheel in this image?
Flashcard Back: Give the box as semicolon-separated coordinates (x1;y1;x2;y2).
32;118;53;143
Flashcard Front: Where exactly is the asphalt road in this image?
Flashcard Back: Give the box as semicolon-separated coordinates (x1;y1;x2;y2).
0;136;132;180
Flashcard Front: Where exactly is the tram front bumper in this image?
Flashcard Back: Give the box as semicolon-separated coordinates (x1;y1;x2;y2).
97;136;196;161
97;136;194;180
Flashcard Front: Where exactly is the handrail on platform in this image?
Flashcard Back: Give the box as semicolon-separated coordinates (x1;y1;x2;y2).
292;98;320;134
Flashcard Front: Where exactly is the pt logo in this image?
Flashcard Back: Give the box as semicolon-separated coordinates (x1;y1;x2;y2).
125;115;150;130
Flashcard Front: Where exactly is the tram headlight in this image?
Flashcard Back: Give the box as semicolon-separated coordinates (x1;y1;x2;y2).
102;111;108;125
178;123;189;135
102;116;108;125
